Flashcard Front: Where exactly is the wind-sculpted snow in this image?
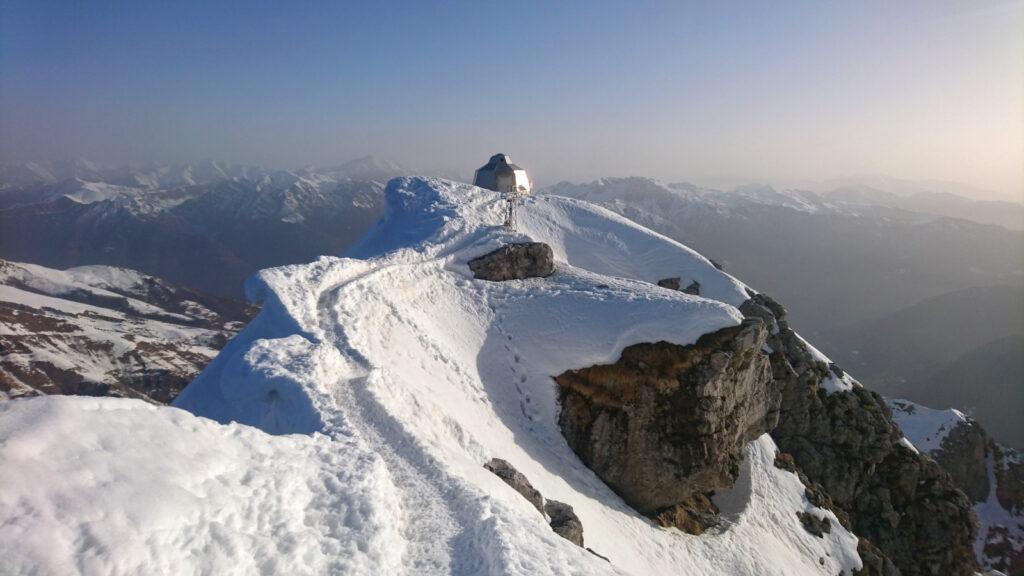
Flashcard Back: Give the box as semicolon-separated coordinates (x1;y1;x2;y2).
2;178;862;575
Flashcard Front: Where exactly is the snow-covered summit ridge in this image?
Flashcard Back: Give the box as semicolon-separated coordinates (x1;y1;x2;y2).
3;177;863;575
173;177;859;574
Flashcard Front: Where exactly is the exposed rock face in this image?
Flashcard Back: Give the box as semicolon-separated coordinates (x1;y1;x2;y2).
774;452;851;529
468;243;554;281
555;319;778;521
741;293;978;576
888;398;1024;573
932;419;991;503
986;444;1023;575
484;458;545;514
652;493;720;535
544;500;584;547
994;444;1024;516
855;538;901;576
483;458;586;548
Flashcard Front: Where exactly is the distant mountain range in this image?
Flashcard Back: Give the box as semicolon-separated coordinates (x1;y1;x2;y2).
827;183;1024;231
0;159;397;296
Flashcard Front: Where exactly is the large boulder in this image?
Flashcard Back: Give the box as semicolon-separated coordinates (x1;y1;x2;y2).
468;242;554;281
555;318;778;519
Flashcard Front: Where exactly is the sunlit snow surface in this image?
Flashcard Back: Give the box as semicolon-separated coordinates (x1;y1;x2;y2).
1;178;862;575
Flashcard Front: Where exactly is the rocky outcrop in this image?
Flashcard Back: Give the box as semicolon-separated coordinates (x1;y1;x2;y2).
483;458;586;548
484;458;545;514
887;399;1024;574
931;419;991;503
468;243;554;281
855;538;901;576
544;500;584;547
994;444;1024;516
741;293;978;576
555;318;778;529
984;443;1023;575
774;452;851;529
979;443;1022;576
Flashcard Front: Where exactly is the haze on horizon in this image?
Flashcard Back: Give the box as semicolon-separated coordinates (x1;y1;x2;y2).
1;0;1022;201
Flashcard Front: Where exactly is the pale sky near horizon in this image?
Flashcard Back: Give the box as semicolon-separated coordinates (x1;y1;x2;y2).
1;1;1022;200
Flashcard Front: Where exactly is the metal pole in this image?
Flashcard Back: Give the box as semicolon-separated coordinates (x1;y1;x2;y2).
504;186;524;230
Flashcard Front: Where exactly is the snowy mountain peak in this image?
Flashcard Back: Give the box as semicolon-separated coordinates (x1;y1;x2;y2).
0;178;982;575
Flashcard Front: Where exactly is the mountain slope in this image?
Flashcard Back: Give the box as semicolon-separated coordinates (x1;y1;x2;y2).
903;335;1024;449
824;286;1024;387
889;399;1024;575
829;186;1024;231
0;259;253;402
0;178;978;575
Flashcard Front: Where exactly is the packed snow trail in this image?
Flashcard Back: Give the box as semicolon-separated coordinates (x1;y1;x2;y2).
2;177;862;575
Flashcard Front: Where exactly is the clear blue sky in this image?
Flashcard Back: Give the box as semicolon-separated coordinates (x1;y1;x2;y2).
1;0;1021;198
